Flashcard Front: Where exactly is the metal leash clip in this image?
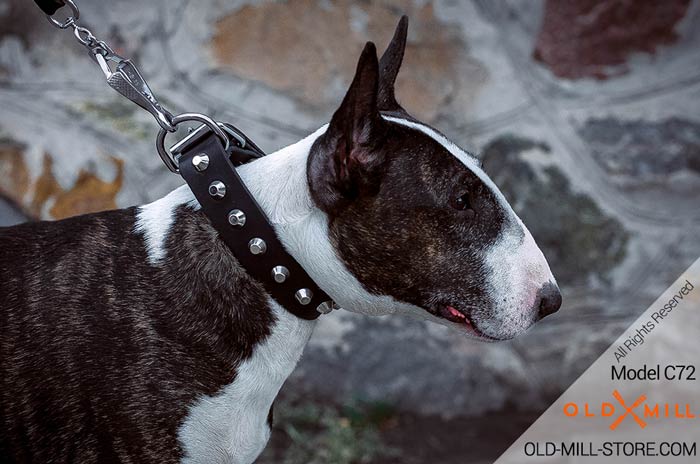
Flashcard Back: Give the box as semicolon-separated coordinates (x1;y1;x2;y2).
93;52;176;133
43;0;176;134
41;0;250;172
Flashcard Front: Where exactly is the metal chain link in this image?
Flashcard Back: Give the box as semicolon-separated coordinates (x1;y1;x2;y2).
46;1;106;57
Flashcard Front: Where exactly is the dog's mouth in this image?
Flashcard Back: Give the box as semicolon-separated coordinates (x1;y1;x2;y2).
431;304;499;341
439;305;471;325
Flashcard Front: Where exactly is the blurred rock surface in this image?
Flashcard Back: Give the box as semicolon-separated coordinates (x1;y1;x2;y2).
2;0;700;462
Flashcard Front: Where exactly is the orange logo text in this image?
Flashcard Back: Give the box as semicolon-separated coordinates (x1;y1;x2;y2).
563;390;695;430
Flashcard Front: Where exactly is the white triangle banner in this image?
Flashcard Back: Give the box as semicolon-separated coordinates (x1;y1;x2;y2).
495;257;700;463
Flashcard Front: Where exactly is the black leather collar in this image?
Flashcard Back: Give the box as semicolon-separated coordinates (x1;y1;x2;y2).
174;123;331;320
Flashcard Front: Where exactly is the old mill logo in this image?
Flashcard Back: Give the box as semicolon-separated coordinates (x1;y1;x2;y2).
563;390;696;430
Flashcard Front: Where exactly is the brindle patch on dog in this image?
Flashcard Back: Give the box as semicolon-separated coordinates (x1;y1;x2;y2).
0;206;273;462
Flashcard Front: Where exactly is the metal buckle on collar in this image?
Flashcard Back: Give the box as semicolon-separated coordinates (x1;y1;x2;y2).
171;122;247;157
155;114;235;172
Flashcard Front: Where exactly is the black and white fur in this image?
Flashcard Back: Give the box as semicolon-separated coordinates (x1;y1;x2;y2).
0;18;560;463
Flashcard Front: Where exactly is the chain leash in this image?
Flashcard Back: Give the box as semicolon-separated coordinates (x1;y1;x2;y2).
44;0;234;172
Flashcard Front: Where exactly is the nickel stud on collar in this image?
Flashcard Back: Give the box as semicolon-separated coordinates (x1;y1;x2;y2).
192;153;210;172
208;180;226;199
295;288;313;305
248;238;267;255
316;300;335;315
227;209;246;227
271;266;289;283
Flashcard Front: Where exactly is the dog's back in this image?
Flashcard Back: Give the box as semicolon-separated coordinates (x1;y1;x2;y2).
0;207;274;463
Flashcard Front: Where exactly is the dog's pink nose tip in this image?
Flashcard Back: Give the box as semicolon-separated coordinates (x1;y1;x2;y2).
537;282;562;319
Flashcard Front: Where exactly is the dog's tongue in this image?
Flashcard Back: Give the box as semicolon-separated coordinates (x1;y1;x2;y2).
440;305;471;326
448;306;463;319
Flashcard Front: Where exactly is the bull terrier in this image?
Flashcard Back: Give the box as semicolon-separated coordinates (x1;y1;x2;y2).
0;16;560;464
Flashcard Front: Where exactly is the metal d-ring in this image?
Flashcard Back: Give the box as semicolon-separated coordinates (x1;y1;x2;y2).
156;113;230;173
46;0;80;29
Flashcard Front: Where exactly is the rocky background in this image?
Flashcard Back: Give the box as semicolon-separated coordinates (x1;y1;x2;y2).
1;1;699;463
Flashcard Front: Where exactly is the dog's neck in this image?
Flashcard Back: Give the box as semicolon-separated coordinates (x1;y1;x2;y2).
236;126;340;312
237;126;327;230
139;124;419;325
236;126;410;318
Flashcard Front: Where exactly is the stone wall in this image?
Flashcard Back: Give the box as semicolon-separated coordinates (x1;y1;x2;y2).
2;1;699;462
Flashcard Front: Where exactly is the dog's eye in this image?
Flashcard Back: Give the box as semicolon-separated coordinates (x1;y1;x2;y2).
450;190;474;215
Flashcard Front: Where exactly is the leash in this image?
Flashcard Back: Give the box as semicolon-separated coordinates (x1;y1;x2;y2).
34;0;335;320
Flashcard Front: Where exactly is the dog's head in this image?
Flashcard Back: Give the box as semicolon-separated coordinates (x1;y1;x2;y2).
307;17;560;340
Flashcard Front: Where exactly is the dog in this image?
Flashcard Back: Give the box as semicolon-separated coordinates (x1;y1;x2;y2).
0;17;560;464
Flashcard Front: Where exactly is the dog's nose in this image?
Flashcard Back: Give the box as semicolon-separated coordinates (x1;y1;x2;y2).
537;282;562;319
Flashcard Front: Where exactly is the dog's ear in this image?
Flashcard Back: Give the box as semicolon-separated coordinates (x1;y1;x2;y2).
377;15;408;111
308;42;388;213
